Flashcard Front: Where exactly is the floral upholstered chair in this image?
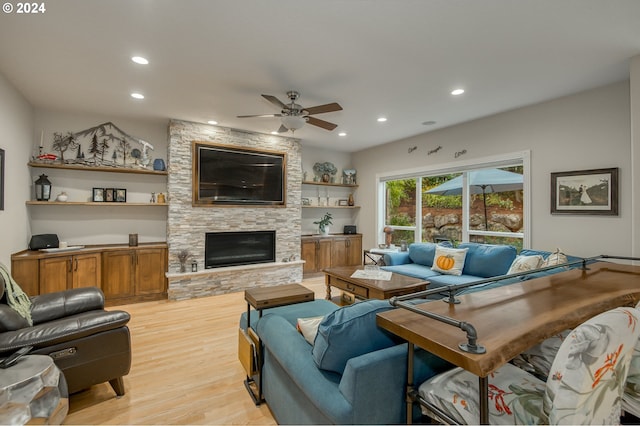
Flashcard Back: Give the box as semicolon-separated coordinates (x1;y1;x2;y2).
418;307;640;424
622;302;640;418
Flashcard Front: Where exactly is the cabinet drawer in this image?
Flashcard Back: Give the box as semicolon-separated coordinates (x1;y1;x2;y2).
330;277;368;298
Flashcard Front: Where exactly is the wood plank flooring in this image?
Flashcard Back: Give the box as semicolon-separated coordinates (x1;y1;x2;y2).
64;277;326;425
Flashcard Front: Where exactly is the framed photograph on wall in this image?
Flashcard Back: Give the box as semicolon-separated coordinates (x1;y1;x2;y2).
115;188;127;202
0;148;4;211
92;188;104;202
550;167;618;215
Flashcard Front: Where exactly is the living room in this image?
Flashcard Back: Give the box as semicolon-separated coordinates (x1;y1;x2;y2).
1;1;640;424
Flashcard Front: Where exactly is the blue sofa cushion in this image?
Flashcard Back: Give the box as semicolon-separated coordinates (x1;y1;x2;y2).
312;299;399;374
381;264;442;281
457;242;517;278
408;241;452;267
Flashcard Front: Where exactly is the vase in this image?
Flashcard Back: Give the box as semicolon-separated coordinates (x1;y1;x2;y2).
320;226;330;236
153;158;166;171
348;194;354;206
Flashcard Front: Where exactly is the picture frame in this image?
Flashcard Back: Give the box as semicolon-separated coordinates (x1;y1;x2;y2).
0;148;4;211
550;167;618;215
115;188;127;202
301;197;310;206
338;199;349;206
105;188;115;202
92;188;104;202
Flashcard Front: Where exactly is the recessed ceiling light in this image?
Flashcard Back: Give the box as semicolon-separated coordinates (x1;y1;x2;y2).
451;89;465;96
422;121;436;126
377;117;387;122
207;120;218;125
131;56;149;65
130;93;144;99
338;132;347;137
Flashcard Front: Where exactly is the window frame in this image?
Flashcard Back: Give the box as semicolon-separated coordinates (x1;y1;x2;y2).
376;151;531;247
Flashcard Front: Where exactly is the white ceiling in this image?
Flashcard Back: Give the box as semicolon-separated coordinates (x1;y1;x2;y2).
1;0;639;152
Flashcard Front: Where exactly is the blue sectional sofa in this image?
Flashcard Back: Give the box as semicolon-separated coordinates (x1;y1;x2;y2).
239;243;584;424
382;242;582;297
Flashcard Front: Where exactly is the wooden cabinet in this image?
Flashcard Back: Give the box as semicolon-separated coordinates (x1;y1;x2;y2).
39;252;101;293
330;235;362;268
102;247;167;304
11;243;167;304
301;234;362;277
301;237;332;275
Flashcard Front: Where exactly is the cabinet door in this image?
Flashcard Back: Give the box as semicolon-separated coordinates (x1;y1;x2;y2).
39;256;71;294
135;248;167;296
102;250;135;299
347;235;362;266
317;239;332;270
71;253;101;289
301;239;318;274
11;259;39;296
330;237;349;268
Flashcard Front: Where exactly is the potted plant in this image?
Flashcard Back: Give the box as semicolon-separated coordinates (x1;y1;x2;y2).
314;212;333;236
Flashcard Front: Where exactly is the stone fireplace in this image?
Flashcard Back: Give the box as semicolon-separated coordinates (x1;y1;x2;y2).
166;120;303;300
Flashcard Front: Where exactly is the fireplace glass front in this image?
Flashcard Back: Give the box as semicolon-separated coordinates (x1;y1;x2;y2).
205;231;276;269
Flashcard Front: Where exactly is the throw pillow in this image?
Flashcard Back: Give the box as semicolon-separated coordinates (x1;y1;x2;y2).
431;246;468;276
540;248;568;267
296;316;324;345
507;254;543;275
312;299;398;374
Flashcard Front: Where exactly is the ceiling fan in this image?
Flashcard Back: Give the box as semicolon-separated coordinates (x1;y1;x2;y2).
237;91;342;133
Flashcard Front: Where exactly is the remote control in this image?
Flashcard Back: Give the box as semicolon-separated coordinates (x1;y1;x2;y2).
0;345;33;369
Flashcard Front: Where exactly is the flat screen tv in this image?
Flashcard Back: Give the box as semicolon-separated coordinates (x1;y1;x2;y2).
192;142;286;206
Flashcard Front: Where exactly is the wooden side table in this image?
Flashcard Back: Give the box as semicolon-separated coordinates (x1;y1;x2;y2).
243;283;314;405
0;355;68;425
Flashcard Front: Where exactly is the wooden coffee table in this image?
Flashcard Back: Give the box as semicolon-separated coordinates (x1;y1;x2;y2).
324;266;428;301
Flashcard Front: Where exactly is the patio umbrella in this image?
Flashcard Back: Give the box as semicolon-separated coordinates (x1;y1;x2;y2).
425;168;523;229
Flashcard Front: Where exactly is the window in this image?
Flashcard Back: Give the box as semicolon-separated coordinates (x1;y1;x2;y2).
378;152;529;250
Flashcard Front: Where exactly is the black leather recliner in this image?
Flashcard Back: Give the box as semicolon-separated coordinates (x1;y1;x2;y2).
0;274;131;396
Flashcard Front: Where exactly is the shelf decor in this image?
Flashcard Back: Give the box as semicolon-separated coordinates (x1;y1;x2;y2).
550;167;619;215
313;162;337;183
35;174;52;201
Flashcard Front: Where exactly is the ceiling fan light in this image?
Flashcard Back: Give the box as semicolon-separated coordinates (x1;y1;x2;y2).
281;115;306;131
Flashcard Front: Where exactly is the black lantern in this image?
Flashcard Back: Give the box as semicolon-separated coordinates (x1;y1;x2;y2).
35;174;52;201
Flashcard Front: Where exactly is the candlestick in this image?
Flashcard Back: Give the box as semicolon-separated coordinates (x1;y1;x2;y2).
40;130;43;148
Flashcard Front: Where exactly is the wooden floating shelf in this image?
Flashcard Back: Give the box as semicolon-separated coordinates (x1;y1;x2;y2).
302;181;358;188
302;205;360;209
26;201;168;206
28;162;168;176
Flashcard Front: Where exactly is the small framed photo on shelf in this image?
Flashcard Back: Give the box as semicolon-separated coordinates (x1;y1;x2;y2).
301;197;310;206
115;188;127;202
92;188;104;202
105;188;115;202
338;199;349;206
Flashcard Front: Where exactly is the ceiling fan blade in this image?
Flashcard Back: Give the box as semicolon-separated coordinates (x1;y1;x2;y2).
277;124;289;133
237;114;282;118
306;116;338;131
262;94;287;109
304;102;343;115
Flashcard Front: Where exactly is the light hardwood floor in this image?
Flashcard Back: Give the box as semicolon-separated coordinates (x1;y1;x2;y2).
64;277;327;425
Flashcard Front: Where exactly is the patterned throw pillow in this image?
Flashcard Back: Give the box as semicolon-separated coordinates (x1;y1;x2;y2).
507;254;543;274
540;248;568;267
431;246;468;276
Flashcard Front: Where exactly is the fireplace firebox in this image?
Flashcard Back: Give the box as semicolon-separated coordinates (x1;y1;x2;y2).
205;231;276;269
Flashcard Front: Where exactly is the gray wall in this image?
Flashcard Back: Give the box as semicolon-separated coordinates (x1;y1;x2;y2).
353;81;632;258
0;73;34;265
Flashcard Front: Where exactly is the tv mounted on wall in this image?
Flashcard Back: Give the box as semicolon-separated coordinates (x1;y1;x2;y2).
192;142;286;206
